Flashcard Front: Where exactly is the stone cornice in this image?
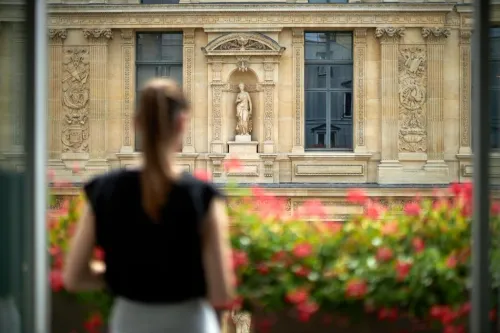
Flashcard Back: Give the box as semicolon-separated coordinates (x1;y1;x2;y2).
47;4;459;29
48;3;455;14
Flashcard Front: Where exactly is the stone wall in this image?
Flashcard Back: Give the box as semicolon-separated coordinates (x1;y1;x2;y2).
35;3;499;193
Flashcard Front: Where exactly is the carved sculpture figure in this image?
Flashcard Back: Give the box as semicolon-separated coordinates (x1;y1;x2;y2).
235;83;253;136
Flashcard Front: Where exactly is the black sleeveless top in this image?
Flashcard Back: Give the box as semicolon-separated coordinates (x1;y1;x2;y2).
83;169;223;304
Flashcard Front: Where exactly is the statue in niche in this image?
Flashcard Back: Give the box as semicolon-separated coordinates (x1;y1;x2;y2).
235;83;253;137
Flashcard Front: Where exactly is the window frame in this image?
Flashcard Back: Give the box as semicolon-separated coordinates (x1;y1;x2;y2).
135;31;183;151
304;31;354;151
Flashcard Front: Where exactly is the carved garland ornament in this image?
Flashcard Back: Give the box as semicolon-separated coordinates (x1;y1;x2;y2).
202;32;285;56
460;30;472;148
121;29;134;147
398;46;427;153
184;29;195;147
61;48;90;153
354;28;367;147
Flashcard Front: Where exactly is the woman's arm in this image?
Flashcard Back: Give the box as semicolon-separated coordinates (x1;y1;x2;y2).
202;198;236;308
63;203;105;292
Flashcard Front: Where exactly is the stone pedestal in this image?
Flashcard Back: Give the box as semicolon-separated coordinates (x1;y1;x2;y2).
228;140;258;154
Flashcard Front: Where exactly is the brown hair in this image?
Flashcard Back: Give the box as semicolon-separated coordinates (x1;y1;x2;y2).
136;78;189;221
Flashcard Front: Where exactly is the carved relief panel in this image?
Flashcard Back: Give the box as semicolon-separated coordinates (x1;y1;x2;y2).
398;45;427;153
61;48;90;153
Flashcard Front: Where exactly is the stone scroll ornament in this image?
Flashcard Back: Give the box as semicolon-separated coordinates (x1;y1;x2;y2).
398;46;427;152
235;83;253;136
61;48;90;153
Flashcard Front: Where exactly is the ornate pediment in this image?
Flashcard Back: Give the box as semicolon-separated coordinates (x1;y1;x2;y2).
202;33;285;56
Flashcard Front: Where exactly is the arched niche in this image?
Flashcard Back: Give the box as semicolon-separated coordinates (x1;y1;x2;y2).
225;69;260;146
204;32;284;155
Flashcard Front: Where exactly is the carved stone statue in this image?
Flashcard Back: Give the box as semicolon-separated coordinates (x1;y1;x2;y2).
235;83;253;137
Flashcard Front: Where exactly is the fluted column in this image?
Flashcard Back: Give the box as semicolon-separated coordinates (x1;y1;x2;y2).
119;29;135;153
375;27;405;165
459;30;472;155
83;28;112;164
292;29;305;153
422;28;450;168
48;29;67;160
183;28;196;153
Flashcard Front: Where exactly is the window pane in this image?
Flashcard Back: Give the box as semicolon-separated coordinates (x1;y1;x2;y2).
168;65;183;84
161;34;183;62
137;33;161;61
137;65;160;90
331;92;353;149
305;32;352;61
305;65;327;89
305;91;327;149
330;65;353;89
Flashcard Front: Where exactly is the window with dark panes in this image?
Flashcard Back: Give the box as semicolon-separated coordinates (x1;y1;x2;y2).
141;0;180;4
304;32;353;150
135;32;183;151
490;28;500;149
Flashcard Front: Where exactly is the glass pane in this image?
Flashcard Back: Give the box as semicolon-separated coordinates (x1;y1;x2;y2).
137;65;160;91
305;91;327;149
330;92;353;149
137;33;161;61
330;65;353;89
491;28;500;58
161;33;183;62
168;65;183;85
305;65;327;89
490;62;500;87
491;91;500;149
305;32;352;61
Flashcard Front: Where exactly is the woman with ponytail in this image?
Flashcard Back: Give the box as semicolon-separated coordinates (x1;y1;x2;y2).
63;78;235;333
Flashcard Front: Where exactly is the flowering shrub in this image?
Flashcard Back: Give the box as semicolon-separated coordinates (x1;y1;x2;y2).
48;165;500;333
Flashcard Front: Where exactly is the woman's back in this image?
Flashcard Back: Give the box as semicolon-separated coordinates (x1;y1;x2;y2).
85;169;222;304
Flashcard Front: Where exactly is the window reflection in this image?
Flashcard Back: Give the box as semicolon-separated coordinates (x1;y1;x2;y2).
305;32;353;150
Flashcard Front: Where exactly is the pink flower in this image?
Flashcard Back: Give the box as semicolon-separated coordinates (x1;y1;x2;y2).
223;156;242;172
84;313;103;333
412;237;425;253
293;243;313;258
446;255;458;269
232;250;248;269
193;169;212;182
365;200;383;220
376;247;393;262
50;270;64;292
345;279;368;299
346;189;367;205
381;221;399;236
403;202;421;217
298;199;326;219
395;260;412;281
286;288;308;304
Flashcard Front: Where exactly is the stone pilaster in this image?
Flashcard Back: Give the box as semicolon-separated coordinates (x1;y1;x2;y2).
422;27;450;170
183;28;196;153
119;29;135;154
48;29;67;160
210;59;224;153
292;29;304;153
263;58;277;154
375;27;405;174
458;29;472;155
354;28;367;153
83;28;112;170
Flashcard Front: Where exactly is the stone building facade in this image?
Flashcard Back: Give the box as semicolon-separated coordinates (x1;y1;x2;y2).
1;1;493;218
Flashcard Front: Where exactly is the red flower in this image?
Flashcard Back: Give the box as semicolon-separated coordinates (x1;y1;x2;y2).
286;289;308;304
52;255;64;270
490;309;497;321
346;189;367;205
381;220;399;236
345;279;368;299
294;266;310;278
458;302;471;316
232;250;248;269
325;221;343;233
271;251;287;263
492;201;500;216
251;185;267;198
224;156;242;172
444;325;465;333
298;199;326;219
297;301;319;322
403;202;420;217
376;247;393;262
256;263;269;275
365;200;383;220
84;313;103;333
293;243;313;258
412;237;425;253
50;270;64;292
446;255;458;269
395;260;412;281
93;247;105;261
377;308;398;321
193;169;212;182
430;306;456;324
